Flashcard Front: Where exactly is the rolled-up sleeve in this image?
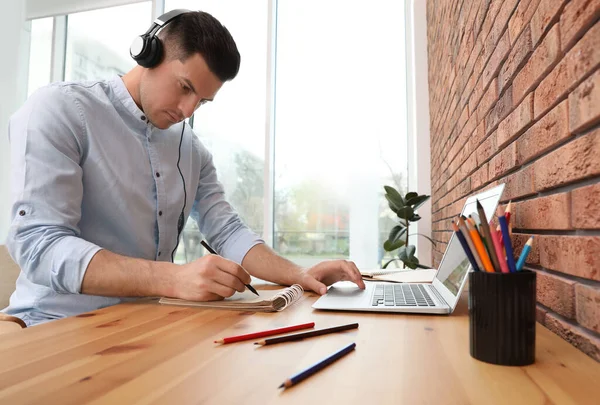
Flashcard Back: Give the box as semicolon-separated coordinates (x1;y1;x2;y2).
7;85;102;294
190;138;264;264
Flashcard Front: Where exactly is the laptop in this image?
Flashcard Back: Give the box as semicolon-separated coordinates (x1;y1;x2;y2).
312;183;505;315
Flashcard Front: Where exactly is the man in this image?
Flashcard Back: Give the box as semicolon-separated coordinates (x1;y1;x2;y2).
3;10;364;326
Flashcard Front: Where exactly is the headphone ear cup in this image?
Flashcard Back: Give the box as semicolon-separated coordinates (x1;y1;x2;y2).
143;36;163;68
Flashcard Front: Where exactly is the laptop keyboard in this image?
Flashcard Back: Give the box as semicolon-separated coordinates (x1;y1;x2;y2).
371;284;436;307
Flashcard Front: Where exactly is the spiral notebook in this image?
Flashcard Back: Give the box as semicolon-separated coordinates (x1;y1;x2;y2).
158;284;304;312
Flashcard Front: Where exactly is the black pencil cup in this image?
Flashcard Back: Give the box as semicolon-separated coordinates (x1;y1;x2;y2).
469;270;536;366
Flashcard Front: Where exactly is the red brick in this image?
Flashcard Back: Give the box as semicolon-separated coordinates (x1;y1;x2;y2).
540;236;600;280
475;132;496;166
535;22;600;119
482;29;510;89
544;312;600;362
502;165;535;201
468;120;486;152
471;163;489;190
560;0;600;51
497;93;533;148
569;68;600;134
536;271;576;319
534;130;600;191
485;86;513;135
514;193;571;230
508;0;541;45
513;233;540;266
459;153;477;178
516;100;570;165
576;283;600;334
457;105;469;135
489;142;517;180
477;78;498;122
572;183;600;229
536;304;547;325
512;23;561;106
498;26;532;94
530;0;569;46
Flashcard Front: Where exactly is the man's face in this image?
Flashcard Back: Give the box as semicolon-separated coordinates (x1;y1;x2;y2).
139;53;223;129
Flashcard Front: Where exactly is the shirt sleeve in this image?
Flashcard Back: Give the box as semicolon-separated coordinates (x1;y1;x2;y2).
190;136;264;264
6;85;102;294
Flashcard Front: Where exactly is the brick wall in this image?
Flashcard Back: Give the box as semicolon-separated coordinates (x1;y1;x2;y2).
426;0;600;361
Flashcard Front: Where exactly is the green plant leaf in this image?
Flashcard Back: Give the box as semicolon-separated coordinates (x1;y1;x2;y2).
388;225;407;243
406;245;416;259
396;206;415;220
409;213;422;222
383;239;406;252
405;192;418;201
385;195;401;214
384;186;405;208
406;195;430;211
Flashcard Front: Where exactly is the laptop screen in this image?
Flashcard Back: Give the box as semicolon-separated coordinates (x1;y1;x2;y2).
433;189;503;300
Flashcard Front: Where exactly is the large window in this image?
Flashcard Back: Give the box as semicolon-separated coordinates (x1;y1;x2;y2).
64;2;152;81
27;18;53;96
274;0;408;268
166;1;268;264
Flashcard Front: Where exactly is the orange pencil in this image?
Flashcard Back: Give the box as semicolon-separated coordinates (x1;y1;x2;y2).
466;218;494;272
458;217;484;271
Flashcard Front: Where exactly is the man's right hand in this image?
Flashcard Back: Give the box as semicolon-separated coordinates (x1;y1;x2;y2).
170;254;252;301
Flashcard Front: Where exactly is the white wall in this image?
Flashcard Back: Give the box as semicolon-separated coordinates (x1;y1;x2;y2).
0;0;30;243
405;0;432;266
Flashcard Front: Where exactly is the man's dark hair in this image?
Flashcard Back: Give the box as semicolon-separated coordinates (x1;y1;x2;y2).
159;11;240;82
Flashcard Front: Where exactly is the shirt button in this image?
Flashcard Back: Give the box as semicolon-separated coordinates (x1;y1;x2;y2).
156;172;160;178
19;210;26;216
141;115;146;121
159;211;163;216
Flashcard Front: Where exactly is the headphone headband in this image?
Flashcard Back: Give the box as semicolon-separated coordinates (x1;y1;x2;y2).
130;9;192;68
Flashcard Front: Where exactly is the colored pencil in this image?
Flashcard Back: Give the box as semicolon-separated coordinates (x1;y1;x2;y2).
255;322;359;346
498;214;517;273
516;236;534;271
490;226;510;273
452;221;481;272
201;240;259;296
279;342;356;388
476;200;502;273
214;322;315;344
466;217;494;272
458;217;484;271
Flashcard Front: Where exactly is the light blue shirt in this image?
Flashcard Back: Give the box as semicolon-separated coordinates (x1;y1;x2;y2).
3;76;263;326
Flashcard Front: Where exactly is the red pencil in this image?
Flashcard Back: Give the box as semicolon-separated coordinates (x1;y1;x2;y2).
214;322;315;344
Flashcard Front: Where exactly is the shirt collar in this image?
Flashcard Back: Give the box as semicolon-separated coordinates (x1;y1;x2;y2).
108;75;150;131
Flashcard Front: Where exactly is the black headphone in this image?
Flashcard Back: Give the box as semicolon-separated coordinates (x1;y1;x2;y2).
171;121;187;262
130;9;191;68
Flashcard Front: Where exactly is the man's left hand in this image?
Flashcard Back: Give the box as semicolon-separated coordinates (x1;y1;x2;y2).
299;260;366;295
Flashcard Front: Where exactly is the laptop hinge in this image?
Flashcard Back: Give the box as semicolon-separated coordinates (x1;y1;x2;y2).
430;285;451;312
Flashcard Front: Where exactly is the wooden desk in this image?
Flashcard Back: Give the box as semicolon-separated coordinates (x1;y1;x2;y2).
1;286;599;405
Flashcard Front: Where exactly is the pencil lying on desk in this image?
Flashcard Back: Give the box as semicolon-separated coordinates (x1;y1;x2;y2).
254;322;358;346
279;342;356;388
214;322;315;344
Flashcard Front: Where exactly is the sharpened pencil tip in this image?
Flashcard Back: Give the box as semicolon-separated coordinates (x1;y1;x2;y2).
278;383;284;388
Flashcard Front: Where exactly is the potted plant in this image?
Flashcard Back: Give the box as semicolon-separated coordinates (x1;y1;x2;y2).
382;186;435;269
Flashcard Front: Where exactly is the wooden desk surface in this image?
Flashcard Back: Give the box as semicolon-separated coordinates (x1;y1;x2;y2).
1;285;599;405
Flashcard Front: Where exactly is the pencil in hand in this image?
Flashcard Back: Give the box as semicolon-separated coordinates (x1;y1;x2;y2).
254;322;359;346
200;240;259;296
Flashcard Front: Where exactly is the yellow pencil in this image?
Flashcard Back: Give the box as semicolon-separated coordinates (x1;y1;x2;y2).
466;218;494;272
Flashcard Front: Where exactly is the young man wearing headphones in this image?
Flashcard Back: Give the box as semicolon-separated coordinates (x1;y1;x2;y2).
3;10;365;326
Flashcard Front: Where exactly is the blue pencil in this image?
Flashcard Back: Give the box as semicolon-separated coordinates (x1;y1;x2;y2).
279;342;356;388
516;236;534;271
452;221;481;272
498;215;517;273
